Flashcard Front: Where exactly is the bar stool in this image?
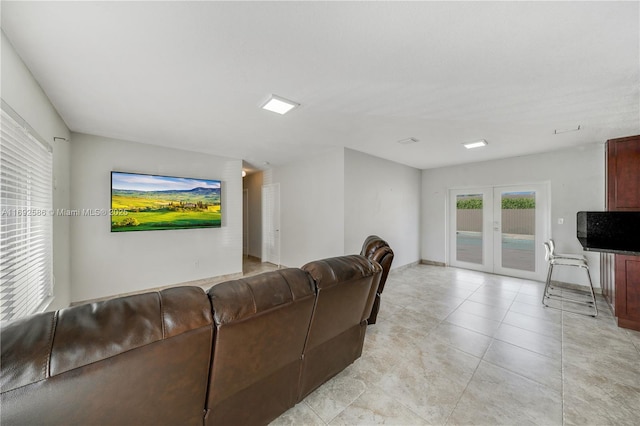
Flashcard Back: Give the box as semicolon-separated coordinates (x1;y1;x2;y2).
548;239;586;261
542;241;597;317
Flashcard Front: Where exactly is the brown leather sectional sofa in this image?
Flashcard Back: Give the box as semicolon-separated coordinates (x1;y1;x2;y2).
1;237;393;426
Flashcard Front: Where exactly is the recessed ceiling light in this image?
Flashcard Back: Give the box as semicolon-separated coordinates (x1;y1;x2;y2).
397;137;419;145
463;140;488;149
261;94;300;115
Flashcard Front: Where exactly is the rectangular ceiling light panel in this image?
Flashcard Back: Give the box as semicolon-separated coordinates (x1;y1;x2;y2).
463;140;488;149
261;95;299;115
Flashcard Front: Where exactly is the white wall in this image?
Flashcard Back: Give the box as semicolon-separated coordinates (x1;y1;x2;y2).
421;144;605;286
70;133;242;302
243;171;263;258
1;32;72;310
267;147;421;269
269;148;345;268
344;149;421;268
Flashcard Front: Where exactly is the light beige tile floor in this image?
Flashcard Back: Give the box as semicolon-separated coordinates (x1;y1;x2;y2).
271;264;640;426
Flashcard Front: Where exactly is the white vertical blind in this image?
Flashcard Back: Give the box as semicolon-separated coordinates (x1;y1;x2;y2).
1;108;53;322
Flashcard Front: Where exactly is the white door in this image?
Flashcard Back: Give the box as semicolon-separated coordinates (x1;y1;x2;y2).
242;189;248;256
491;184;549;280
449;184;550;280
449;188;494;273
261;183;280;266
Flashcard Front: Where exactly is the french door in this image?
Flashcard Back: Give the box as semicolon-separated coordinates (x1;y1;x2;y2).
449;184;549;280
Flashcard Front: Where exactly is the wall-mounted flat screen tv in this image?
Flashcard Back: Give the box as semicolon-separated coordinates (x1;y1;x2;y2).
111;171;221;232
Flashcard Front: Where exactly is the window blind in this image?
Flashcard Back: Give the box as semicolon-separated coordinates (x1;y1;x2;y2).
1;107;54;322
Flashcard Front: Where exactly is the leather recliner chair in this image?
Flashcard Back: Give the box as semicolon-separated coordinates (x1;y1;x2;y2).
299;255;381;399
360;235;394;324
205;268;316;426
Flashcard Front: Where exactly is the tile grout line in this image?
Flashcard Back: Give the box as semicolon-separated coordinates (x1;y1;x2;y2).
445;280;568;425
364;373;433;424
302;397;331;425
441;280;519;425
378;281;477;426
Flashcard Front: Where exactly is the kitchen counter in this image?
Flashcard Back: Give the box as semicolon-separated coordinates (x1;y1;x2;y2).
578;238;640;256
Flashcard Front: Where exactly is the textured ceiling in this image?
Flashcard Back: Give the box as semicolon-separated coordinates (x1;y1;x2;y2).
2;1;639;170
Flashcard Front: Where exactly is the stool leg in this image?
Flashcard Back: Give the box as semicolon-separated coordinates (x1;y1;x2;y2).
541;255;597;317
585;267;598;317
542;263;554;306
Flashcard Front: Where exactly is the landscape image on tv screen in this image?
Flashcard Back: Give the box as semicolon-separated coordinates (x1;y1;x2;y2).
111;171;222;232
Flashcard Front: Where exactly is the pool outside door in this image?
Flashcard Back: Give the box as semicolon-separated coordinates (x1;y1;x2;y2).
449;184;550;281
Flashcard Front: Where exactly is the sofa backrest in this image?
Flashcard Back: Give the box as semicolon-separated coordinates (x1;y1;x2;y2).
205;268;316;426
299;254;381;399
360;235;394;295
0;287;213;426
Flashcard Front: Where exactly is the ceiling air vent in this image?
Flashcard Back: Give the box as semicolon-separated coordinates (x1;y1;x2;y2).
397;137;419;145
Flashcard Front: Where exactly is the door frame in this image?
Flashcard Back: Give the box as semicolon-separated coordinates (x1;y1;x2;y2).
242;188;249;256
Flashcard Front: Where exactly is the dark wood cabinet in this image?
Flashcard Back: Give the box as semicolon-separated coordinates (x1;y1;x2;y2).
603;135;640;331
615;255;640;330
607;135;640;211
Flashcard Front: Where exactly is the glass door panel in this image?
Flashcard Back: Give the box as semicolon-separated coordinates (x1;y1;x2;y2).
500;191;536;272
449;188;493;273
456;194;484;265
492;184;549;281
